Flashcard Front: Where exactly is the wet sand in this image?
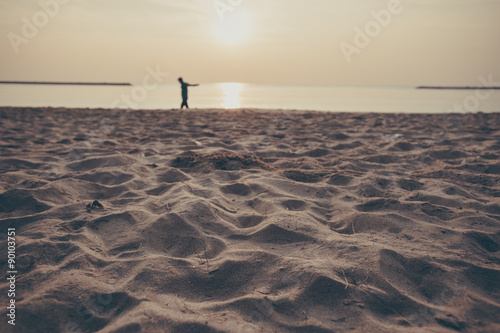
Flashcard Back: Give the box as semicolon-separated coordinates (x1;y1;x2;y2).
0;107;499;333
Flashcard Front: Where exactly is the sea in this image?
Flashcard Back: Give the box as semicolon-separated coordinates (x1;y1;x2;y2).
1;83;499;113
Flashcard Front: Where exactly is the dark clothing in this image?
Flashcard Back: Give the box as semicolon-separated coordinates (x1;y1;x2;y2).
181;97;188;109
178;79;197;109
181;82;188;99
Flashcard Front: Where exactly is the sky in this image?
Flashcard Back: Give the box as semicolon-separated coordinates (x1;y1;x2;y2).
1;0;499;86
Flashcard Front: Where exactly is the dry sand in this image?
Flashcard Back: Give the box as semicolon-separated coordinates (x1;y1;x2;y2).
0;107;499;333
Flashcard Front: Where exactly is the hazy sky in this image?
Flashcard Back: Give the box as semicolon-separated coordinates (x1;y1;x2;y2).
1;0;499;86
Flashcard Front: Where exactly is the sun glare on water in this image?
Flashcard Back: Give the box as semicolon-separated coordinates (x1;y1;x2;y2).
219;83;244;109
215;12;251;45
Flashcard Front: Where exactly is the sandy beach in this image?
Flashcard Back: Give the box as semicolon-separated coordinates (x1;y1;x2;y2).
0;107;499;333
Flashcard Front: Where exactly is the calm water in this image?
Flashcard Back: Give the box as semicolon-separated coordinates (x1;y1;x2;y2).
1;83;499;113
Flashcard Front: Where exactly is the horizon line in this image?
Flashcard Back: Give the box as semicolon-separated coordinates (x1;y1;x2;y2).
0;81;131;86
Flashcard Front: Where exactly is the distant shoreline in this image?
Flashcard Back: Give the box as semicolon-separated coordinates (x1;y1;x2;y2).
417;86;500;90
0;81;131;86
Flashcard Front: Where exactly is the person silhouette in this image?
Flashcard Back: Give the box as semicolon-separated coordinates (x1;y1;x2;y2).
178;77;199;109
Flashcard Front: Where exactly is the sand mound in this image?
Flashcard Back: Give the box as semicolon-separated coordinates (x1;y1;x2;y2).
172;151;271;171
0;108;499;332
0;189;51;215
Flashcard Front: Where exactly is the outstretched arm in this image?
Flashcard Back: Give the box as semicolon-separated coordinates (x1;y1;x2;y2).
188;83;199;87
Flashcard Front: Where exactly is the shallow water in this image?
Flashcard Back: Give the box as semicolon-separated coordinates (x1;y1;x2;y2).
1;83;499;113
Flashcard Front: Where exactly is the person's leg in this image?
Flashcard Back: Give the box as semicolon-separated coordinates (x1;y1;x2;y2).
181;96;189;109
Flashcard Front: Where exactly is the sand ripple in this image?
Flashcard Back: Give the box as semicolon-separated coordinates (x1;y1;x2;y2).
0;108;499;332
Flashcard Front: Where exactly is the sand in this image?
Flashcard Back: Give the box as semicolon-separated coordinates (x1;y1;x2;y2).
0;107;499;333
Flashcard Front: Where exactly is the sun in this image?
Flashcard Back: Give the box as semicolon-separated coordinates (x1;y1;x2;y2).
215;12;251;45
